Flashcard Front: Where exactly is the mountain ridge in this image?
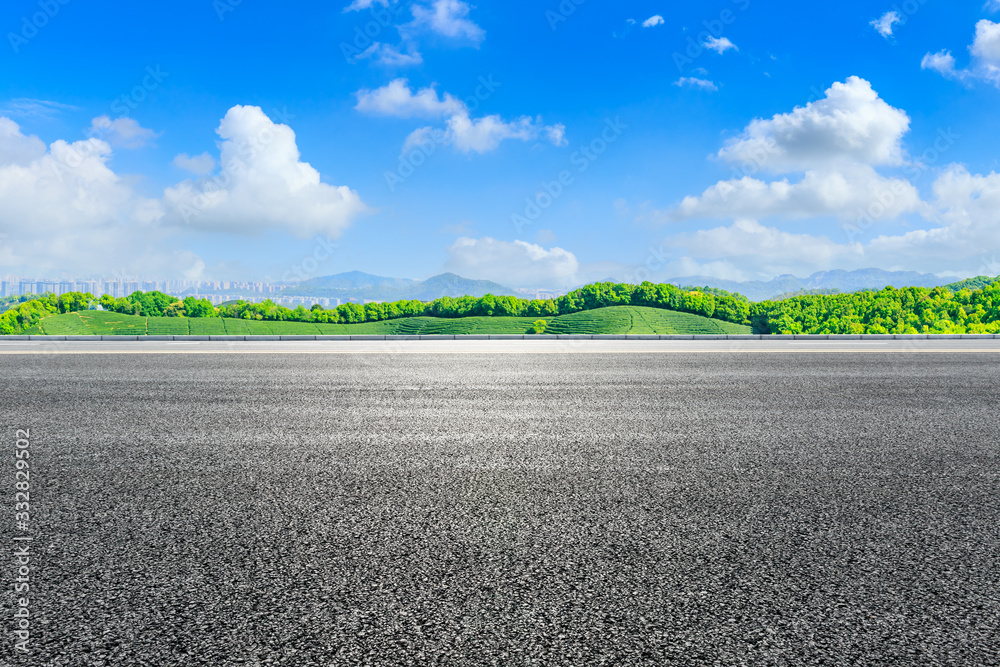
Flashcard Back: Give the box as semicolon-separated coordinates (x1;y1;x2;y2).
281;272;518;302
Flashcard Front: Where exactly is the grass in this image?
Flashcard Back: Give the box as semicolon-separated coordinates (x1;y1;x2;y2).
20;306;752;336
147;318;191;335
188;319;227;335
77;311;147;335
546;306;752;335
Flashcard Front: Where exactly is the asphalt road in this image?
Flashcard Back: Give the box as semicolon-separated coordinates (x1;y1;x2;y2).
2;346;999;665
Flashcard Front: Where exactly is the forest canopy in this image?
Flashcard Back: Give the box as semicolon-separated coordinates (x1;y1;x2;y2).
3;277;999;335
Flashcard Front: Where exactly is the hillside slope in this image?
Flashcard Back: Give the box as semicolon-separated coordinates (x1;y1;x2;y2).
24;306;751;336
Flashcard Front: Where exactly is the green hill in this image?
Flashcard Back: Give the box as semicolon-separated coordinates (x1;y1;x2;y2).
24;306;750;336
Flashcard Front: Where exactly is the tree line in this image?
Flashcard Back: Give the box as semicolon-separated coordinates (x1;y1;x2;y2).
3;277;999;335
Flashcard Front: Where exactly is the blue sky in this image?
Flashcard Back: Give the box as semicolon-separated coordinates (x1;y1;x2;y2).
1;0;999;288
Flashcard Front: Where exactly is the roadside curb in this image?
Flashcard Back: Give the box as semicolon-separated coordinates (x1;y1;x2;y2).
8;334;999;341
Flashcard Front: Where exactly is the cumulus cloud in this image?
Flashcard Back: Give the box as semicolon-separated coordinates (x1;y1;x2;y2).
0;117;46;165
648;75;1000;278
355;79;464;118
921;50;962;79
357;79;566;154
971;18;1000;82
445;237;579;288
88;116;159;149
871;11;902;38
716;76;910;172
161;105;367;238
923;19;1000;86
172;152;216;176
0;106;372;277
675;77;718;92
703;36;738;54
643;15;664;28
671;219;844;264
346;0;483;70
0;116;204;276
444;114;564;153
664;164;1000;278
670;166;924;222
408;0;484;44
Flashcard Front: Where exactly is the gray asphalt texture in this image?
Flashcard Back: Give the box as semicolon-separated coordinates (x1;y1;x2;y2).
2;349;1000;666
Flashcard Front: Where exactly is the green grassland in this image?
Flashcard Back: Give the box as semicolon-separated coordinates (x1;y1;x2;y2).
545;306;751;335
24;306;751;336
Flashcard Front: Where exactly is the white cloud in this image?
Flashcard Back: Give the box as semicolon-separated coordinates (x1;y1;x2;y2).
675;77;718;92
921;50;962;79
544;124;567;147
971;18;1000;83
672;219;844;263
988;0;1000;11
717;76;910;172
355;78;464;118
0;98;77;119
409;0;484;44
172;152;216;176
703;36;737;54
343;0;389;11
923;19;1000;86
643;15;664;28
535;229;556;244
443;114;545;153
650;73;1000;279
0;117;46;166
445;237;579;288
161;105;367;238
871;11;902;38
358;79;566;154
0;116;193;275
670;167;924;222
87;116;159;149
354;42;423;67
347;1;482;71
0;107;373;277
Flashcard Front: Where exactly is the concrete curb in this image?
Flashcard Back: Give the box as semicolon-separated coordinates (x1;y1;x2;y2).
5;334;999;342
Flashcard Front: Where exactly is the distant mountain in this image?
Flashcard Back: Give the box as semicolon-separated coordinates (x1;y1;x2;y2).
944;275;1000;292
282;272;517;302
668;269;961;301
305;271;416;291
